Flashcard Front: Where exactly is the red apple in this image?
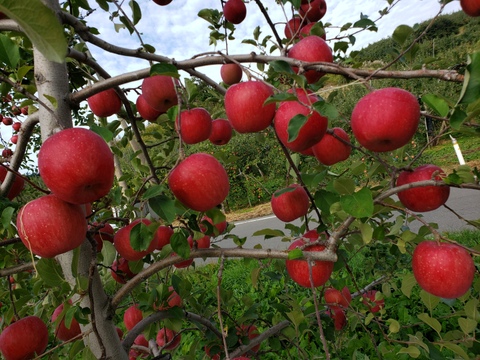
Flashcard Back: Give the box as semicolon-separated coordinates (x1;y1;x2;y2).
271;184;310;222
412;241;475;299
328;308;347;331
153;0;172;5
21;106;28;115
200;215;227;236
111;258;138;284
52;302;82;341
176;107;212;145
116;327;124;339
312;127;351;165
299;22;326;40
220;63;242;85
299;0;327;22
87;88;122;117
236;324;260;353
141;75;178;112
10;135;17;144
17;195;87;258
209;118;233;145
155;225;174;250
274;88;328;152
136;94;162;122
1;148;13;158
92;222;115;243
2;117;12;125
0;316;49;360
324;286;351;309
351;87;420;152
124;305;143;331
38;127;115;204
156;286;182;310
223;0;246;24
288;35;333;83
190;234;211;249
11;106;21;116
129;335;149;359
156;328;181;350
12;122;21;132
114;219;159;261
168;153;230;212
224;80;276;133
0;166;25;200
362;290;385;313
286;230;334;288
285;17;303;39
396;164;450;212
460;0;480;16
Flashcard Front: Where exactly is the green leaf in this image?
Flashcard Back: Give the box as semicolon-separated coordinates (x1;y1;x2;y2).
458;317;477;334
0;206;14;230
333;178;355;195
0;34;19;68
269;60;295;74
442;343;470;360
170;231;190;259
43;94;58;109
353;18;376;29
148;195;176;224
264;92;298;105
397;346;421;358
130;221;155;252
36;258;67;287
287;114;308;142
252;228;285;238
312;100;339;120
422;94;450;117
359;222;373;244
401;273;416;298
420;290;440;312
392;25;414;46
89;124;114;142
340;188;374;218
149;63;180;78
129;0;141;25
458;52;480;105
142;185;165;200
417;313;442;335
100;241;116;267
95;0;109;11
288;248;303;260
464;299;480;321
387;319;400;334
0;0;67;63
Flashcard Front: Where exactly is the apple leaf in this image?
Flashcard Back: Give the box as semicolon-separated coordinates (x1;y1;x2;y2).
420;290;440;312
269;60;295;74
287;248;303;260
333;178;355;195
442;343;470;360
458;52;480;105
0;0;67;63
465;299;480;321
359;222;373;244
223;233;246;246
0;34;19;68
129;0;141;25
142;185;165;200
340;187;374;218
287;114;308;142
148;195;177;224
392;24;414;46
314;189;340;216
170;231;190;259
422;93;450;117
458;317;477;334
90;124;114;143
273;186;297;197
387;319;400;334
312;100;339;120
150;63;180;78
36;258;67;287
0;206;14;231
130;222;155;252
100;241;116;267
264;93;298;105
252;228;285;239
397;346;421;358
417;313;442;335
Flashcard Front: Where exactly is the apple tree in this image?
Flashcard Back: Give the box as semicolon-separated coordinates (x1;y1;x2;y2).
0;0;478;359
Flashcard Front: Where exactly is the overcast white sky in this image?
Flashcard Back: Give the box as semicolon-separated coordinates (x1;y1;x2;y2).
84;0;462;84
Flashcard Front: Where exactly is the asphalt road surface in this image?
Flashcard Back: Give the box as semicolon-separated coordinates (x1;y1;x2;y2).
212;187;479;252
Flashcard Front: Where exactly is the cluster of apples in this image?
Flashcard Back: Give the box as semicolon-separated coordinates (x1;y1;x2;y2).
284;0;327;41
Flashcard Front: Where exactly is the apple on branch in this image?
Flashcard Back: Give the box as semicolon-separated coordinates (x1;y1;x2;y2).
111;257;139;284
123;304;143;331
156;327;181;350
223;0;247;24
113;219;159;261
312;127;352;166
176;107;213;145
460;0;480;16
136;94;162;122
87;88;122;117
141;75;178;113
0;166;25;200
209;118;233;146
271;184;310;222
220;63;243;85
362;290;385;313
299;0;327;22
51;302;82;341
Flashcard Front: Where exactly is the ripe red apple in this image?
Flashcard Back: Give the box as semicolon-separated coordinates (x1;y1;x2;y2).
236;324;260;353
299;0;327;22
141;75;178;112
11;106;21;116
351;87;420;152
92;222;115;243
271;184;310;222
362;290;385;313
286;230;334;288
12;122;21;132
299;22;326;40
223;0;247;24
87;88;122;117
284;17;303;39
0;166;25;200
200;215;227;236
156;286;182;310
288;35;333;83
38;127;115;204
168;153;230;212
0;316;49;360
21;106;28;115
412;241;475;299
176;107;212;145
460;0;480;16
124;304;143;331
111;258;138;284
224;80;276;133
155;225;174;250
209;118;233;145
396;164;450;212
2;117;12;125
10;135;17;144
153;0;172;5
136;94;162;122
114;219;159;261
52;302;82;341
220;63;243;85
130;335;149;359
324;286;352;310
17;195;87;258
328;308;347;331
191;234;211;249
156;328;181;350
274;88;328;152
1;148;13;158
312;127;352;166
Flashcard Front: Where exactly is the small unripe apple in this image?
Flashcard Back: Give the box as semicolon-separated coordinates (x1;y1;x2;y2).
271;184;310;222
396;164;450;212
87;88;122;117
220;63;242;85
286;230;334;288
412;241;475;299
351;87;420;152
223;0;247;24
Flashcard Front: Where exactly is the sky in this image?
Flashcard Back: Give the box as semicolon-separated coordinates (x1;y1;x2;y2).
83;0;463;85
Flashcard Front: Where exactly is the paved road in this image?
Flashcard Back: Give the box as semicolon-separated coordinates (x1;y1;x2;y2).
213;187;479;251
